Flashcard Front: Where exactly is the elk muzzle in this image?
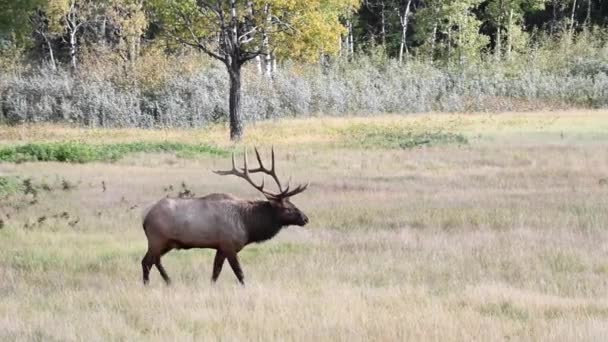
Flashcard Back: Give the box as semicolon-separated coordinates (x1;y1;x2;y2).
297;212;309;226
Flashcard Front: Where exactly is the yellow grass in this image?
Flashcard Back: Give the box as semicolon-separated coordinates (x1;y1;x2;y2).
2;109;607;147
1;110;608;341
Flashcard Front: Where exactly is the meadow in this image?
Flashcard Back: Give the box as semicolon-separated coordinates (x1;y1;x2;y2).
1;110;608;341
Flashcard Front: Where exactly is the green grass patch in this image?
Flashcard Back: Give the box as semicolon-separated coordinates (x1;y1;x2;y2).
478;301;530;322
340;124;468;149
0;176;23;197
0;142;229;163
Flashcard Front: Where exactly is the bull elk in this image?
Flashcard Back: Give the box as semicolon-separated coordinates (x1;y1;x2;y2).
141;147;309;285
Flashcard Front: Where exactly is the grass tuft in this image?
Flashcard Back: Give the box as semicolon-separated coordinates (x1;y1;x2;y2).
340;124;468;149
0;176;23;197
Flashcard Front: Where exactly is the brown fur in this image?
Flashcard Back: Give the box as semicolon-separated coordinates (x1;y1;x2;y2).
141;148;309;286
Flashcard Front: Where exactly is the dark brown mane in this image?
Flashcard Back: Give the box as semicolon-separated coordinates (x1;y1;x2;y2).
240;201;283;244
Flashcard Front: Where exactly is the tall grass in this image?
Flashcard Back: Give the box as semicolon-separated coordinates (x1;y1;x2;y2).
1;113;608;340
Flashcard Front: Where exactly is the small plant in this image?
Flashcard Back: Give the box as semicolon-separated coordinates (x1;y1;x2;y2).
0;176;23;197
61;179;77;191
22;178;38;197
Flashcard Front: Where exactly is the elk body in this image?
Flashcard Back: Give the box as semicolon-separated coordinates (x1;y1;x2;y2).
141;148;309;285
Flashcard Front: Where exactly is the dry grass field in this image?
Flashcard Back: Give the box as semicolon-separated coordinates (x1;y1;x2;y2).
1;110;608;341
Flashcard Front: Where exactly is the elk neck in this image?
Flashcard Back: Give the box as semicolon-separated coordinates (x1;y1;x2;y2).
240;200;283;244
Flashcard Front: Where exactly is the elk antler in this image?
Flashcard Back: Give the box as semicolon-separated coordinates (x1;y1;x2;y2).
214;147;308;199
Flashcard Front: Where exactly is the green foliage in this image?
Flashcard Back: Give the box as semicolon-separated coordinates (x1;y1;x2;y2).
147;0;358;62
0;142;229;163
0;0;44;47
414;0;489;62
341;124;468;149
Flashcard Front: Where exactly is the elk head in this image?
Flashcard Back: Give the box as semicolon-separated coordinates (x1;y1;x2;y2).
214;147;309;227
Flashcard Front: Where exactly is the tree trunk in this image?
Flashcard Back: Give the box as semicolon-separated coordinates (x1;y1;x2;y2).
506;9;513;59
447;27;452;62
70;30;78;71
263;4;272;77
495;0;503;60
430;23;437;62
569;0;577;38
255;56;263;74
228;62;243;141
398;0;412;65
585;0;591;25
347;18;354;57
42;33;57;71
380;1;386;47
551;0;558;35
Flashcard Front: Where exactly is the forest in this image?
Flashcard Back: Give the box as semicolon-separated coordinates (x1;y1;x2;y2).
0;0;607;138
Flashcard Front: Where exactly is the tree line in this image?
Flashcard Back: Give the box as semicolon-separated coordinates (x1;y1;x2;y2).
0;0;607;139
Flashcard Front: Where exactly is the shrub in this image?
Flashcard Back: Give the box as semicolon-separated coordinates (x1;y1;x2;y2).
1;51;607;128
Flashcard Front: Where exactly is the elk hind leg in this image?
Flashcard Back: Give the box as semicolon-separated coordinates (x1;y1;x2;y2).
211;250;226;283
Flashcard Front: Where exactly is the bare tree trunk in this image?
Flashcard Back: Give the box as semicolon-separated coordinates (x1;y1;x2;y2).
265;53;272;77
569;0;577;38
495;0;503;60
65;1;82;72
100;16;107;47
506;9;513;59
40;33;57;71
246;1;263;76
263;4;272;77
551;0;558;35
430;23;437;62
447;27;452;62
69;30;78;70
255;56;263;74
398;0;412;64
347;18;354;56
585;0;591;25
380;1;386;47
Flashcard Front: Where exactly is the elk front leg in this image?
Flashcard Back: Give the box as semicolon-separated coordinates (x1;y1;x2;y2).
155;257;171;285
226;253;245;285
211;250;226;282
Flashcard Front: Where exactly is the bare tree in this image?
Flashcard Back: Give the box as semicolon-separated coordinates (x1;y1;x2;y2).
65;0;85;70
398;0;412;64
